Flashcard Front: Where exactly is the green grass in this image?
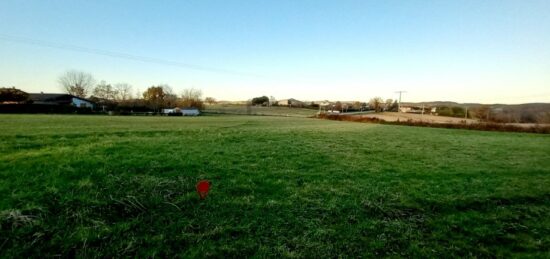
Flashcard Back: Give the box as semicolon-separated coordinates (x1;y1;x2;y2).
1;114;549;257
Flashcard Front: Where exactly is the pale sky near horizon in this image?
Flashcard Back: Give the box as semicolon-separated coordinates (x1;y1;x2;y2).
1;0;549;104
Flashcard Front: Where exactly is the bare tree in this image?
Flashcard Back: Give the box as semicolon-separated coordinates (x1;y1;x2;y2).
93;80;117;100
114;83;132;101
536;111;550;124
470;105;490;121
180;88;204;109
58;70;96;98
161;85;178;108
160;84;174;96
181;88;202;100
204;97;217;105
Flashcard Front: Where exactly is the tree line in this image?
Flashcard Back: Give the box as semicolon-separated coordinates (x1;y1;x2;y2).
0;70;209;113
248;95;399;113
58;70;208;112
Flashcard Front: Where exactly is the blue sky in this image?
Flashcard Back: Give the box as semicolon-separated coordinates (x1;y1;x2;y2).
1;0;549;103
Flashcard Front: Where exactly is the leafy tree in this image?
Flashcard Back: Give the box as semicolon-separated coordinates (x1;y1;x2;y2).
451;106;465;117
384;99;393;111
251;96;269;106
352;101;363;111
437;106;453;117
270;96;277;106
369;97;383;112
390;100;399;112
165;93;179;108
334;101;343;112
143;86;167;112
342;103;349;113
58;70;95;98
0;87;29;103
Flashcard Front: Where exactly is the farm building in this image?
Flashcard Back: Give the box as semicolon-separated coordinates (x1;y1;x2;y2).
29;93;95;108
277;98;304;107
162;107;200;116
399;105;437;115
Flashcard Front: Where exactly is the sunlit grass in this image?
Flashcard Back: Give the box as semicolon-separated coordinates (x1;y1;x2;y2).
1;114;549;257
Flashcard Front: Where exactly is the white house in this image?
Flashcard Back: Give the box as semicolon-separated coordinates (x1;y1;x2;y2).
162;107;200;116
277;98;304;107
182;108;200;116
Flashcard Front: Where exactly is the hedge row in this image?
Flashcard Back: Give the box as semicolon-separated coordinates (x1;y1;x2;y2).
316;114;550;134
0;104;93;114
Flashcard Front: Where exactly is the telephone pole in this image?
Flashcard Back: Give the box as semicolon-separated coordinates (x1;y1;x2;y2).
395;91;406;112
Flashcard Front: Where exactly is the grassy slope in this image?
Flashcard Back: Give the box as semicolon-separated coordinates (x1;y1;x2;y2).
0;114;549;257
203;104;318;117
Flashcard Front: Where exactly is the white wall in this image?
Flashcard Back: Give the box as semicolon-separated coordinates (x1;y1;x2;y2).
72;98;94;108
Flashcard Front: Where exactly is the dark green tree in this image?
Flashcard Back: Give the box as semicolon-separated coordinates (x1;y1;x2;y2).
251;96;269;106
0;87;30;103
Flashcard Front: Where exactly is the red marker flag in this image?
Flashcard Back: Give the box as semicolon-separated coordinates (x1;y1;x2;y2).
196;180;211;200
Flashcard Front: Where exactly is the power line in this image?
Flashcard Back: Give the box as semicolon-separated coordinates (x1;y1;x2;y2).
0;34;263;77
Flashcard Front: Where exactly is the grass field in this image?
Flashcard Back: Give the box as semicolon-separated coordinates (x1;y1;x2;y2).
204;104;318;117
1;114;549;257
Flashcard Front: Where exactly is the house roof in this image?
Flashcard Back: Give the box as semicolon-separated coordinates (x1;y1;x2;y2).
278;98;303;103
29;93;95;103
29;93;69;101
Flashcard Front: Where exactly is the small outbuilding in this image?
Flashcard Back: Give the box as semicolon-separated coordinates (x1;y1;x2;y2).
162;107;200;116
277;98;304;107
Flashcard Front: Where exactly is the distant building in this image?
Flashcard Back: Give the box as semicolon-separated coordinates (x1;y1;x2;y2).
162;107;200;116
277;98;304;107
181;108;200;116
29;93;95;108
399;106;413;113
399;105;427;114
314;101;332;107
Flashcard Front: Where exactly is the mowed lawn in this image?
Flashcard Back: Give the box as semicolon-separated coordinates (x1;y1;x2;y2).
1;115;549;257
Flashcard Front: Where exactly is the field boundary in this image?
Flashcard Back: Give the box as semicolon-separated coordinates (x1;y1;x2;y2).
317;113;550;134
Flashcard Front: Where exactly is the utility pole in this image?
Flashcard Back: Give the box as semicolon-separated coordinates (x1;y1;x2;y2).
395;91;406;112
422;104;430;116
